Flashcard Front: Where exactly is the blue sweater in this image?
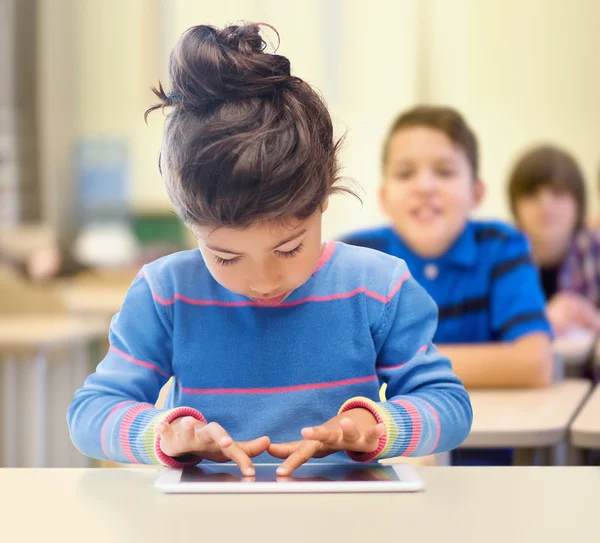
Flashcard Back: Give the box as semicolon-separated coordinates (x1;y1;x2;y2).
67;241;472;466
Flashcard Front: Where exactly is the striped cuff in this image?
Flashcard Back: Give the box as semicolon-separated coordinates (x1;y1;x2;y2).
341;396;439;460
127;406;206;467
153;407;207;467
339;397;389;462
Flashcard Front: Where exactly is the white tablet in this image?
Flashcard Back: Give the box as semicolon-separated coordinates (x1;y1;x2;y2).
154;462;424;494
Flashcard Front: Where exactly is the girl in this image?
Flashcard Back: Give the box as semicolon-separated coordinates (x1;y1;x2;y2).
67;24;472;476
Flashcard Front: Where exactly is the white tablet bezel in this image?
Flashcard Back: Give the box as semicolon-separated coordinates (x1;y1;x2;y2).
154;462;424;494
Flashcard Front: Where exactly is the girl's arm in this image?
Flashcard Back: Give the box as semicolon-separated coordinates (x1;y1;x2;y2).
339;265;473;461
67;270;204;467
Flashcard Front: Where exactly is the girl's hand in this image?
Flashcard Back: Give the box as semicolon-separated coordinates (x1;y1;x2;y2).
155;417;270;476
268;408;385;476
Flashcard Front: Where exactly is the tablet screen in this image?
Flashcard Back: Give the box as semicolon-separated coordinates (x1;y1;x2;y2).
180;463;401;484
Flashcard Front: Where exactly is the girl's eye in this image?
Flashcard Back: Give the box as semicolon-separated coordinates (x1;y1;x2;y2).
276;243;304;259
214;255;241;267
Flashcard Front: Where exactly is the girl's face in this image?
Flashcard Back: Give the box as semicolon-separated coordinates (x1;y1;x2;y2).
193;207;326;305
514;186;578;262
380;126;483;258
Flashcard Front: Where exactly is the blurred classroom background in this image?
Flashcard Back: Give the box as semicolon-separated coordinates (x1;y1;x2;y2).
2;0;600;467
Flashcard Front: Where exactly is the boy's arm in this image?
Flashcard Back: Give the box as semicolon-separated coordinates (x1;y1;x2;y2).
67;269;205;467
440;231;554;389
339;264;473;461
439;333;553;389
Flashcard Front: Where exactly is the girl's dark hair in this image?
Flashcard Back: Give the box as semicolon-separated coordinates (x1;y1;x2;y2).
508;145;586;230
146;23;353;228
382;106;479;178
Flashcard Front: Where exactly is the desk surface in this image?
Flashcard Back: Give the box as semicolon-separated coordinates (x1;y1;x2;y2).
0;316;107;350
464;379;591;447
571;384;600;449
0;467;596;543
57;283;128;318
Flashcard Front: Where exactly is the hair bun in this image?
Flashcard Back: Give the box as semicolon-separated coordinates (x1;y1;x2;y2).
150;23;293;115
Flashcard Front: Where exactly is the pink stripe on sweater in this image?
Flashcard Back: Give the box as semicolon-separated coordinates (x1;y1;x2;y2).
119;403;155;464
110;346;171;378
391;399;422;456
101;400;135;461
153;272;411;308
312;241;335;274
377;344;428;371
425;401;441;454
182;374;377;395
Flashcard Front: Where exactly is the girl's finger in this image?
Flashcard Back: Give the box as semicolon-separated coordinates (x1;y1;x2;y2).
155;421;177;455
239;436;271;458
195;421;229;447
177;416;199;432
339;418;361;442
155;420;171;437
200;422;255;476
365;422;386;441
360;423;386;451
301;424;341;445
176;416;204;443
218;439;257;477
268;441;302;459
276;441;320;476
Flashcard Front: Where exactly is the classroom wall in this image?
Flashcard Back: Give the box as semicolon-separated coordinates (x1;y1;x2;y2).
420;0;600;223
38;0;600;239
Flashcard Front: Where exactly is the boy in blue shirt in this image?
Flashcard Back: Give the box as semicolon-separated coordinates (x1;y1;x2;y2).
344;106;553;464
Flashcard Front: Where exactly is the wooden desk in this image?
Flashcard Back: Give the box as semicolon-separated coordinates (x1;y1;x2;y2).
0;467;596;543
0;316;107;467
56;283;129;319
571;384;600;449
0;316;107;351
0;223;56;261
462;379;591;463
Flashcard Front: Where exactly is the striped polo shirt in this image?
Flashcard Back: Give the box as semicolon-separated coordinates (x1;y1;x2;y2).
342;220;552;344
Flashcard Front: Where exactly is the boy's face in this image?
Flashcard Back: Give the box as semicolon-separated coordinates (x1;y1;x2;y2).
380;126;483;258
514;186;578;257
192;207;325;305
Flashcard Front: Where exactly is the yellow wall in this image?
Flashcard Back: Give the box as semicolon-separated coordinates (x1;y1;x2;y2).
73;0;166;213
65;0;600;238
421;0;600;221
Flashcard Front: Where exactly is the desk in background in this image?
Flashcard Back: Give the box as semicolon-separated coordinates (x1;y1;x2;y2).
0;467;596;543
462;379;591;464
56;281;130;320
571;384;600;451
0;316;107;467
